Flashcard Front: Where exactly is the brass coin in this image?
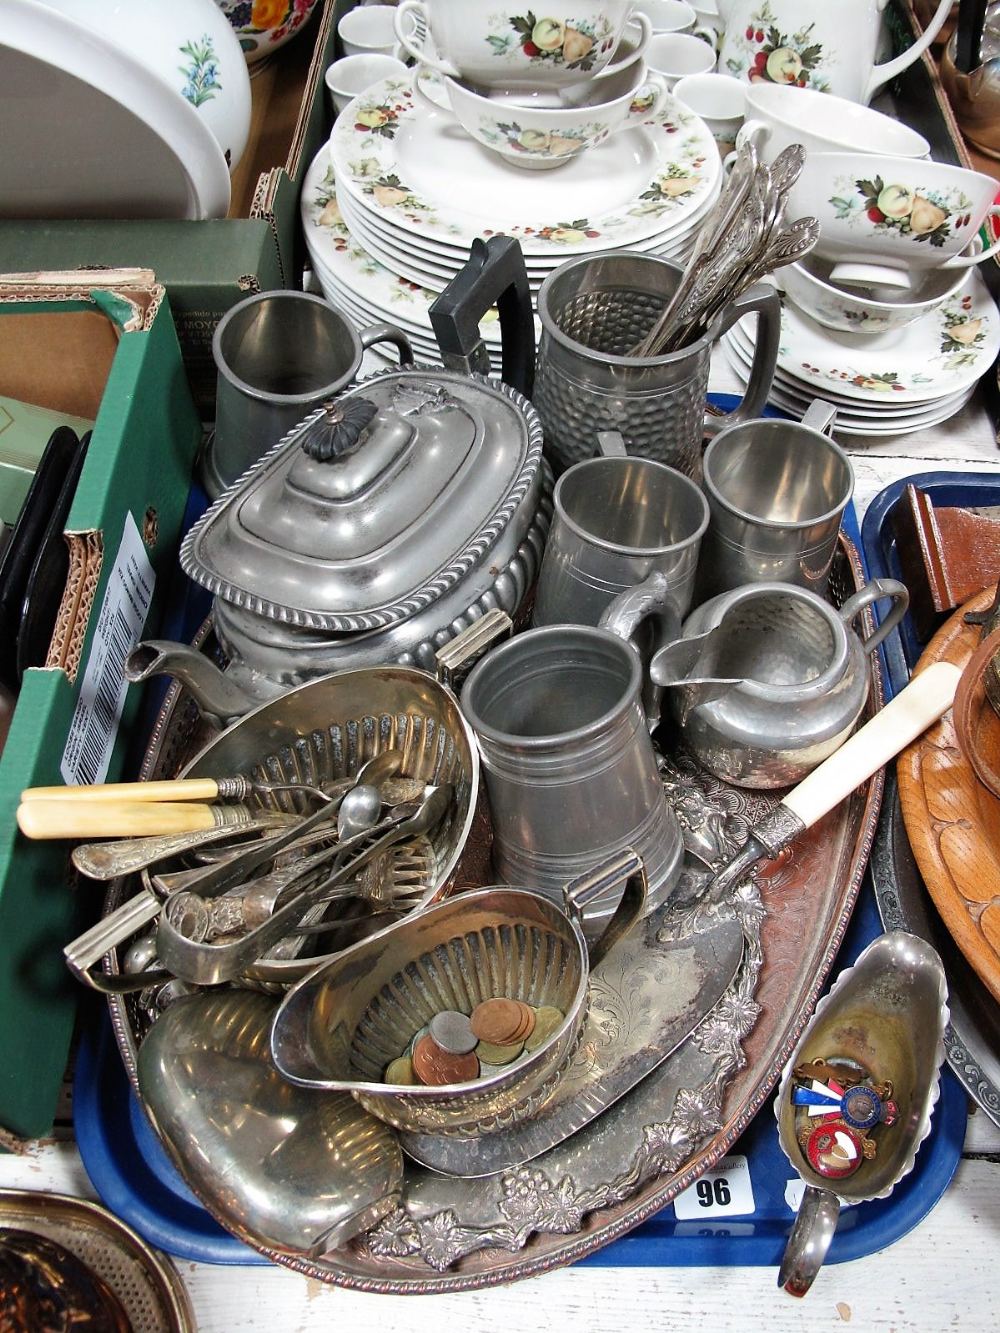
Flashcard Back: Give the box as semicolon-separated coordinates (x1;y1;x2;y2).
412;1033;480;1086
475;1039;524;1065
524;1005;565;1052
471;997;532;1045
384;1056;417;1085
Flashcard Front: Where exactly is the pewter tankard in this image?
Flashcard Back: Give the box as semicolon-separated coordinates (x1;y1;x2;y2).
461;623;683;931
532;430;709;629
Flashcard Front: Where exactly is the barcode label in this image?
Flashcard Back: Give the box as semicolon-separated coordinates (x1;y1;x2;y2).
60;513;154;786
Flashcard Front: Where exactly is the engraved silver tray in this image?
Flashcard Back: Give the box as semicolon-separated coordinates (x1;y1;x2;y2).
105;536;883;1292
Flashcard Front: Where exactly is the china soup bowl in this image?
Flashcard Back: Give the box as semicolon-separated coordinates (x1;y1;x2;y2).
423;58;668;169
788;152;1000;291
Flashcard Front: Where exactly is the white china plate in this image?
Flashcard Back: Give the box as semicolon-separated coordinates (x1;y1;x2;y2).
722;343;976;437
733;276;999;405
724;329;973;419
337;185;696;295
329;74;720;255
0;0;230;220
340;175;720;269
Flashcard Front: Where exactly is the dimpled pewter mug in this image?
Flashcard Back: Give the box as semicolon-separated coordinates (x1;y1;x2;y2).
532;430;708;628
534;251;780;477
461;623;683;932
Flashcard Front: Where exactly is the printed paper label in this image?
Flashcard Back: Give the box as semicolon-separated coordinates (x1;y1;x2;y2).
60;513;154;786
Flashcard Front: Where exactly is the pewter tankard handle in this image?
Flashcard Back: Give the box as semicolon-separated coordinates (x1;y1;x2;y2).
703;283;781;438
599;572;683;731
839;578;909;655
564;847;648;969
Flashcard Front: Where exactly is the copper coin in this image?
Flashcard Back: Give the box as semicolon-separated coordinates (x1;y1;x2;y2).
411;1033;479;1086
384;1056;417;1085
471;998;533;1045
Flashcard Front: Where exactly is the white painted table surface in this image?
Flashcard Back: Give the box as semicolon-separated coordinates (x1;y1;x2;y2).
2;366;1000;1332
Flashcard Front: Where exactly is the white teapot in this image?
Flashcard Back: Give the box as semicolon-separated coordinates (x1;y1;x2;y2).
716;0;953;104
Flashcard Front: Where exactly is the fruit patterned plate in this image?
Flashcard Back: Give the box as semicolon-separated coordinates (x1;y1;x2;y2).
328;74;720;256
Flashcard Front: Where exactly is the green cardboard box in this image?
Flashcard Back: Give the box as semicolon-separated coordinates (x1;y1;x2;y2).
0;274;200;1140
0;1;344;414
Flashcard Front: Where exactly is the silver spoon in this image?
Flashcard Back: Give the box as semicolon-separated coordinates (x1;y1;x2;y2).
336;783;382;841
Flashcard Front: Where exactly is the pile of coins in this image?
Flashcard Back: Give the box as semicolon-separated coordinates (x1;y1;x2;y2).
383;996;566;1086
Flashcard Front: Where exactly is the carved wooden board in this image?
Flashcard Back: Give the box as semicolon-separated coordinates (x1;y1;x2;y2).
898;588;1000;1005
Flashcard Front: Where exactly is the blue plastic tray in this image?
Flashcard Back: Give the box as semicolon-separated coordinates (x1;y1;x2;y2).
860;470;1000;698
73;430;966;1270
73;884;966;1269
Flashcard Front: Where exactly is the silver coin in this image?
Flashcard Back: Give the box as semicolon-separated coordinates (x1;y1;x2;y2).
429;1009;477;1055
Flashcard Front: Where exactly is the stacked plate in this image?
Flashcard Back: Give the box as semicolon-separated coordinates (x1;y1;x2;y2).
303;73;722;369
722;271;1000;437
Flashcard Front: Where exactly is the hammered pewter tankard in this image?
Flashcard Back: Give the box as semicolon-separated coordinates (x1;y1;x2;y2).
532;430;709;630
533;251;780;476
462;624;684;931
650;578;909;788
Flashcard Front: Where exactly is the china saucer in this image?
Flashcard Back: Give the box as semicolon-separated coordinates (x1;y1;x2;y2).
721;343;976;437
732;276;999;405
329;74;720;256
724;330;974;419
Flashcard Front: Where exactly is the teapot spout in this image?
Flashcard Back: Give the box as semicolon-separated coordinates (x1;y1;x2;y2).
125;641;254;726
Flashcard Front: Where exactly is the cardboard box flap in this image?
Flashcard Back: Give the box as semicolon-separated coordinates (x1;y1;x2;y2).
0;271;164;331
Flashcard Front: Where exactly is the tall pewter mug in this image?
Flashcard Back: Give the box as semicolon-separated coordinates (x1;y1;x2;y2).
461;622;684;933
203;290;413;498
533;251;780;477
532;430;709;629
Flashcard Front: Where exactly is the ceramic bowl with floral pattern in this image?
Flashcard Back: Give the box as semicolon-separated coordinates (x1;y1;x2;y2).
423;58;669;170
38;0;252;167
395;0;652;88
780;252;974;337
216;0;321;65
788;152;1000;291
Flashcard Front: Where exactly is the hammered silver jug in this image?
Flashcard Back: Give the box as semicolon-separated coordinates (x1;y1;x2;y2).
533;251;781;477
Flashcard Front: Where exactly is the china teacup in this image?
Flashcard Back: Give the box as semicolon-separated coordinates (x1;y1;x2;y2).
789;152;1000;291
396;0;652;88
422;59;669;170
645;31;715;88
339;4;404;58
325;54;408;116
735;84;929;164
715;0;952;104
674;71;745;155
635;0;694;33
780;252;975;336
